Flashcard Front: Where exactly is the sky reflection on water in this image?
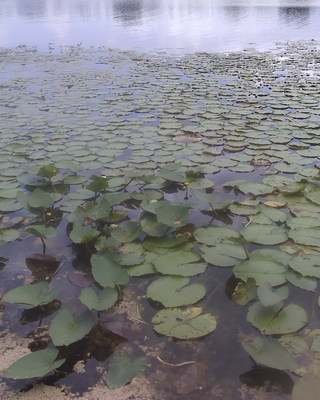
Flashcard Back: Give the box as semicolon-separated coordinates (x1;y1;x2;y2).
0;0;320;53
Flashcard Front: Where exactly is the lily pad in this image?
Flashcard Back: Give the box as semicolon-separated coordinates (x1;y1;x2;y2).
3;281;58;307
147;276;206;307
247;302;308;335
153;251;207;276
104;352;146;389
79;287;118;311
152;307;217;339
49;308;95;346
91;252;129;288
241;224;288;245
2;348;65;379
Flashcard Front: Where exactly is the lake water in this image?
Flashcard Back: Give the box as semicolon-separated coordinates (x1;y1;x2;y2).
0;0;320;53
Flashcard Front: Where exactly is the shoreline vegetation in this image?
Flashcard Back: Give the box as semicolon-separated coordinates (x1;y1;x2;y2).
1;40;320;400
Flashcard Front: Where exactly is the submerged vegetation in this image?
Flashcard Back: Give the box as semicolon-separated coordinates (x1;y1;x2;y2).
1;40;320;398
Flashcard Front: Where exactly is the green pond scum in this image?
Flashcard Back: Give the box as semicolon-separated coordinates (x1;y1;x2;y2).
1;40;320;399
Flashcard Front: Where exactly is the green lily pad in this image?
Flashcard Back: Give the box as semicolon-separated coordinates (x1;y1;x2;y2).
155;204;190;228
194;226;239;245
26;188;55;209
247;302;308;334
200;242;247;267
241;224;288;245
79;287;118;311
147;276;206;307
257;282;289;307
49;308;95;346
153;250;207;276
2;348;65;379
3;281;58;307
152;307;217;339
104;352;147;390
289;227;320;246
289;254;320;278
69;224;100;244
0;228;20;244
242;337;298;370
111;221;141;243
91;252;129;288
285;270;317;291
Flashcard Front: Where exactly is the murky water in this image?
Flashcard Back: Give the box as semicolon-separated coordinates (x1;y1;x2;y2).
0;0;320;52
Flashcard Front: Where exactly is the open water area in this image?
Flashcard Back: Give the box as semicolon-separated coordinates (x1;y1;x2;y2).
1;1;320;400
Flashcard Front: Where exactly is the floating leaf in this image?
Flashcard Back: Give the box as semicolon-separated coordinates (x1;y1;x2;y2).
247;302;308;334
49;308;95;346
143;236;188;251
26;188;55;209
104;352;146;389
152;307;217;339
69;223;100;244
289;254;320;278
79;287;118;311
224;180;274;196
147;276;206;307
0;229;20;244
242;337;298;370
200;242;247;267
155;204;189;228
37;166;59;179
153;250;207;276
2;348;65;379
289;227;320;246
285;270;317;291
25;225;56;239
140;214;168;237
232;279;257;306
194;226;239;245
111;221;141;243
241;224;288;245
3;281;58;307
257;283;289;307
91;252;129;288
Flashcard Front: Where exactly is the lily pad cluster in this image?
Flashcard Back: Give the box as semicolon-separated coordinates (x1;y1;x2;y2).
1;41;320;396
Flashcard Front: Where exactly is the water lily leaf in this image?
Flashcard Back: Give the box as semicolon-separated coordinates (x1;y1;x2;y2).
229;203;260;216
200;242;247;267
285;270;317;291
247;302;308;334
69;224;100;243
2;348;65;379
152;307;217;339
258;204;287;223
79;287;118;311
155;204;189;228
241;224;288;245
194;226;239;245
3;281;58;307
103;352;146;389
289;254;320;278
232;279;257;306
37;166;59;179
292;374;320;400
86;175;109;192
63;175;87;185
0;228;20;244
153;251;207;276
257;283;289;307
224;180;274;196
143;236;188;251
91;252;129;288
159;169;186;182
102;192;131;206
289;227;320;246
147;276;206;307
234;258;287;286
140;214;168;237
49;308;95;346
26;188;55;209
111;221;141;243
126;262;157;277
286;216;320;229
304;183;320;205
242;337;298;370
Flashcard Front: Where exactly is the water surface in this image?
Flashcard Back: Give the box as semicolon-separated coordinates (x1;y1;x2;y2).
0;0;320;52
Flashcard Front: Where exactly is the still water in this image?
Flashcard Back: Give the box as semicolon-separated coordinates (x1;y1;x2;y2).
0;0;320;53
